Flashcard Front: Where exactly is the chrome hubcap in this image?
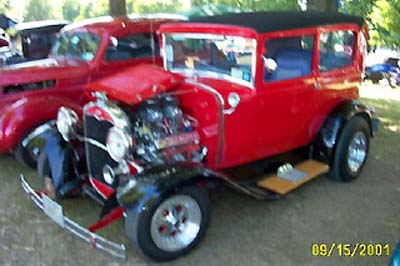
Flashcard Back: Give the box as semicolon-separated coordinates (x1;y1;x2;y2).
150;195;201;252
347;131;368;173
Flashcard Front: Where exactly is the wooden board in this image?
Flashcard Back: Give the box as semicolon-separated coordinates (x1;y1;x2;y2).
257;160;329;195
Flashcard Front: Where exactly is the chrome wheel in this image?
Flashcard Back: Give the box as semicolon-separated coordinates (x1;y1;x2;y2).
347;131;368;173
150;195;202;252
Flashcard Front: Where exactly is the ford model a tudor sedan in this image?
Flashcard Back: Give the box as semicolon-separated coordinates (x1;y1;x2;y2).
0;15;176;168
21;12;380;261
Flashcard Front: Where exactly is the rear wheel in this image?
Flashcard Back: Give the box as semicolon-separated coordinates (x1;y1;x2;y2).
125;186;210;261
329;116;370;182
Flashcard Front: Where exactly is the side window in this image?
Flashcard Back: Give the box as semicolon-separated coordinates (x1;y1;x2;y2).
319;31;354;72
105;33;159;61
264;35;314;82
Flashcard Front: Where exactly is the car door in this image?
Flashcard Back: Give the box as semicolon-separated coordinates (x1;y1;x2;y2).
314;27;360;124
256;32;318;158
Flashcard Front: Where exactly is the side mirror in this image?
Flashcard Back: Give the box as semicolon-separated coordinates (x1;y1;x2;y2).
263;57;277;73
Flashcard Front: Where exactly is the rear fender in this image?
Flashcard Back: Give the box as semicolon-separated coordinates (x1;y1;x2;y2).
116;164;222;214
315;100;374;159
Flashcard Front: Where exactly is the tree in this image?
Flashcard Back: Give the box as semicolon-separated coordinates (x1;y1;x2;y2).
369;0;400;48
0;0;9;14
24;0;58;21
62;0;81;21
307;0;338;12
127;0;185;14
191;0;300;11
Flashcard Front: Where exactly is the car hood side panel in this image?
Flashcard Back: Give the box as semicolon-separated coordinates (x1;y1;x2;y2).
85;64;184;104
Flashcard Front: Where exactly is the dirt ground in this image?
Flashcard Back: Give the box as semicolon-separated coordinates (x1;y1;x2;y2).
0;83;399;266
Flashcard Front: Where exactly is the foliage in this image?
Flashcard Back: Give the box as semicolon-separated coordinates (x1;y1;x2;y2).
369;0;400;49
61;0;81;22
23;0;58;21
191;0;300;11
0;0;9;14
127;0;186;14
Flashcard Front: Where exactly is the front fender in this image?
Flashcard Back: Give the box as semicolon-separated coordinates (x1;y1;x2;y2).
38;127;83;193
117;164;220;214
315;100;376;159
0;95;83;152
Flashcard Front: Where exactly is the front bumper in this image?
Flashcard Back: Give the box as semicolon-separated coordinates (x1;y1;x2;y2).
20;174;126;260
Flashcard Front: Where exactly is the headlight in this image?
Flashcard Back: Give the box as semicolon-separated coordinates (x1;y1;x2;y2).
56;107;78;141
106;126;131;162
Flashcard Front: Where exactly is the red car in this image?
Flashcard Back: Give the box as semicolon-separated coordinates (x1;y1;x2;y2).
0;15;177;167
21;12;380;261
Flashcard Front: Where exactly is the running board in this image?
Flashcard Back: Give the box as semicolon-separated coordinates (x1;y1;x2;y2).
257;160;329;195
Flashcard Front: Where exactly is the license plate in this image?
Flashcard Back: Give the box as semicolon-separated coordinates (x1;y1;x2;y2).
42;194;65;228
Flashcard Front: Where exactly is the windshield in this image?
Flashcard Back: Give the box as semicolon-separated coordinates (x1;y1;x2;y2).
51;32;101;61
164;33;256;87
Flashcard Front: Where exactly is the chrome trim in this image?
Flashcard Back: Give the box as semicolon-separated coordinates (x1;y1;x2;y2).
347;131;368;173
22;121;56;147
77;136;108;151
19;174;126;260
83;98;131;131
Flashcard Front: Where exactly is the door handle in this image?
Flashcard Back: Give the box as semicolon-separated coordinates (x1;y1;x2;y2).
314;82;322;90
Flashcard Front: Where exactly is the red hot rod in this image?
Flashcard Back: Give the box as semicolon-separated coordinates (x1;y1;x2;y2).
0;15;177;168
21;12;380;261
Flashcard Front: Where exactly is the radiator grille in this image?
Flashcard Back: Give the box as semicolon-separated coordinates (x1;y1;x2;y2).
84;114;118;182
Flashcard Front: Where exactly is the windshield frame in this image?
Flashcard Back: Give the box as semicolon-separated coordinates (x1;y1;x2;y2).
162;32;257;89
50;31;102;62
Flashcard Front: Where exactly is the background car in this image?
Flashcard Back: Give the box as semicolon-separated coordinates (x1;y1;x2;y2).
364;59;400;87
0;15;179;168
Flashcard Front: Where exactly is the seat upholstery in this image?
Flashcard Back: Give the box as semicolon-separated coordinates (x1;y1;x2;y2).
267;49;312;81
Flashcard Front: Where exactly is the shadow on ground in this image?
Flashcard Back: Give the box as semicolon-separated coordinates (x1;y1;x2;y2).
0;85;399;266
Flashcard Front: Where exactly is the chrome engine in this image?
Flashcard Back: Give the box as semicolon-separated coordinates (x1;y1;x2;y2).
129;95;202;164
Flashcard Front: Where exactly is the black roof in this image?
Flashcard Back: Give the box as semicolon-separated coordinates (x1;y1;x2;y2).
190;11;364;33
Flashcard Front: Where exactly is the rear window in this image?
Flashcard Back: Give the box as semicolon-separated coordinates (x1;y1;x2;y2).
319;30;355;72
105;33;158;61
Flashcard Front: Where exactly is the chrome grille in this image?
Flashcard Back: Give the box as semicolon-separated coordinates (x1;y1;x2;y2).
84;114;118;182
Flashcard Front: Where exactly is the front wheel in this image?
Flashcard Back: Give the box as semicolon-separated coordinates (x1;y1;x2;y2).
329;116;370;182
125;186;210;261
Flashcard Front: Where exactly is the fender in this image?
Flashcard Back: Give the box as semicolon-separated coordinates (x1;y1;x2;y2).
315;100;376;159
38;127;83;196
0;95;83;152
116;164;223;214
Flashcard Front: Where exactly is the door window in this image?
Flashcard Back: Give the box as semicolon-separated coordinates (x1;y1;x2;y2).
264;35;314;82
319;30;355;72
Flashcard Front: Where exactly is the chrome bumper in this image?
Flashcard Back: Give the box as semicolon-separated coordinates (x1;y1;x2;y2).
19;174;126;260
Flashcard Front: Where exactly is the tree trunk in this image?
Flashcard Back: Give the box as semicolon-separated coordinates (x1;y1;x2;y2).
109;0;126;17
307;0;338;12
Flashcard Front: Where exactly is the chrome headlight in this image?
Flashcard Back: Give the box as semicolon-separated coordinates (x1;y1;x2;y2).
56;107;78;141
106;126;130;162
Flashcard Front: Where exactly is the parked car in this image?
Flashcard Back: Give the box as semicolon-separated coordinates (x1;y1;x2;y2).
21;12;380;261
13;20;69;60
0;15;178;168
364;58;400;87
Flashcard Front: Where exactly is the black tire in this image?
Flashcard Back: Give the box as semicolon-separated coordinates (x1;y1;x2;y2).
14;138;38;169
125;186;210;262
329;116;370;182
